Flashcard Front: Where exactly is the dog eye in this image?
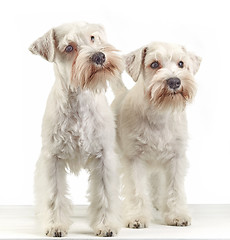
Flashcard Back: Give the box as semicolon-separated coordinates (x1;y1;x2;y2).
178;61;184;68
65;45;74;53
151;61;160;69
91;36;95;42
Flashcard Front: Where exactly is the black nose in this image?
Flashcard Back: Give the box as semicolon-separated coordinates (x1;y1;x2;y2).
167;77;181;90
91;52;106;65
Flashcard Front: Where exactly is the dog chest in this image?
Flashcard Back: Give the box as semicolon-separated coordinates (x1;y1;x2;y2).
49;89;113;163
142;122;174;154
133;112;186;164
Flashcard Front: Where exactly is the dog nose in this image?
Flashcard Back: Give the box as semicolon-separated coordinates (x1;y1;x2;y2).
91;52;106;65
167;77;181;90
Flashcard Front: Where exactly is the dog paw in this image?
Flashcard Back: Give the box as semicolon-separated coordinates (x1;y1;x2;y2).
127;219;148;229
45;225;68;237
165;214;191;227
94;226;118;237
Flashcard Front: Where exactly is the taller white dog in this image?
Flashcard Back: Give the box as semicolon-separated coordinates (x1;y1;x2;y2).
29;22;123;237
111;42;201;228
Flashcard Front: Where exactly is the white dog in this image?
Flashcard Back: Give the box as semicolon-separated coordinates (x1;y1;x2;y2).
111;42;201;228
29;22;123;237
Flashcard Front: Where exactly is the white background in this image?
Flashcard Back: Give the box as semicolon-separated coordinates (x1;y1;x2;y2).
0;0;230;205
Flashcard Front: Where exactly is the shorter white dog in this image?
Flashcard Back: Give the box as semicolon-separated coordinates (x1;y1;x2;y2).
29;22;123;237
111;42;201;228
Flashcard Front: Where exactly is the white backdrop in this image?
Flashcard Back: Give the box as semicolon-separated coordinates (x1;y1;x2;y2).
0;0;230;205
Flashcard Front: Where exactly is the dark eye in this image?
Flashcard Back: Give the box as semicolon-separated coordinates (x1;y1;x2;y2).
178;61;184;68
65;45;73;53
150;61;160;69
91;36;95;42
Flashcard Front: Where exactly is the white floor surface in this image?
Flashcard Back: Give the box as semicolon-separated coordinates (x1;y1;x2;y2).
0;205;230;239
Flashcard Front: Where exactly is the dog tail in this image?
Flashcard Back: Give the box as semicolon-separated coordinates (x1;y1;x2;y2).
110;74;127;97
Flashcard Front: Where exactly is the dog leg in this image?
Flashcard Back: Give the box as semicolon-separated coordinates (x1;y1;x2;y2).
122;158;151;228
34;150;72;237
150;170;165;211
163;156;191;226
88;151;121;237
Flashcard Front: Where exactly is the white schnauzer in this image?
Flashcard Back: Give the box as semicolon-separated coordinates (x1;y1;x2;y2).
29;22;123;237
111;42;201;228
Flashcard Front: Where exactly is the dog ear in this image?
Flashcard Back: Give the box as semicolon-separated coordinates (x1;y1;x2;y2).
29;29;56;62
124;47;148;82
188;52;202;75
97;24;107;42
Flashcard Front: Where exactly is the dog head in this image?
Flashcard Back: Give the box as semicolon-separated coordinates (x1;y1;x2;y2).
29;22;124;91
125;42;201;111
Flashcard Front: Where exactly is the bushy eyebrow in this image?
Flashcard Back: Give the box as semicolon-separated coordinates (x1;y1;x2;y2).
147;50;187;64
146;50;165;64
57;34;81;52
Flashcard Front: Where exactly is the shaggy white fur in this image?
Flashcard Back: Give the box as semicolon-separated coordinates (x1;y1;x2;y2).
29;22;123;237
111;42;201;228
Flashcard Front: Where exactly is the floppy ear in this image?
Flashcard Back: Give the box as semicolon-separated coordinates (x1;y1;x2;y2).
124;46;148;82
97;24;107;42
29;29;56;62
188;52;202;75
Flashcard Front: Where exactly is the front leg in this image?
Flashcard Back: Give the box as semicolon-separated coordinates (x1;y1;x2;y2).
34;150;72;237
122;157;152;229
88;151;121;237
163;155;191;226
